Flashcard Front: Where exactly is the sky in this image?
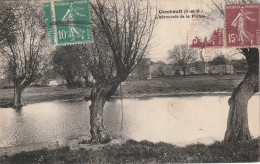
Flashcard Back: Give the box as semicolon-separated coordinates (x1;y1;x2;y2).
7;0;253;62
37;0;255;62
147;0;246;62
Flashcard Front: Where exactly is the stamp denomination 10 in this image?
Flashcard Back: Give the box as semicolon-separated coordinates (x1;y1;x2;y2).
43;0;93;46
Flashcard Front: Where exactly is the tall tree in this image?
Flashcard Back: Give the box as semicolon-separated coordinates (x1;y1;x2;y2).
204;0;259;141
77;0;155;144
225;48;258;141
0;1;50;108
168;44;197;77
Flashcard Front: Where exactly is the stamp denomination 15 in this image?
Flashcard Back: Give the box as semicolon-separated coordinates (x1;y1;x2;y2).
225;4;260;47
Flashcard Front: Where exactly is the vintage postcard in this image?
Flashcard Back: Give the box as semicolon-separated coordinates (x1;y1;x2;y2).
0;0;259;163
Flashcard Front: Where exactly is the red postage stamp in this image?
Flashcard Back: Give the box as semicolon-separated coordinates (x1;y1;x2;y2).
189;28;223;48
225;4;260;47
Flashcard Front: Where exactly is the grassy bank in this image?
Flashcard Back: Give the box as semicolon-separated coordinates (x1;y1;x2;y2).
0;87;90;107
0;75;244;107
0;138;259;163
121;74;244;95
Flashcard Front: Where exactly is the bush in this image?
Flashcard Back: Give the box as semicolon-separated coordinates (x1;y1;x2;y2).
65;81;83;89
30;84;48;87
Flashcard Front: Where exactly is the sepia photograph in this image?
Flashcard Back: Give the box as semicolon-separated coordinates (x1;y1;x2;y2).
0;0;259;163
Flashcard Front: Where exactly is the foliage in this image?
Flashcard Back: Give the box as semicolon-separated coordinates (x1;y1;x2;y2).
232;58;248;71
168;44;197;77
77;0;155;88
210;54;228;65
0;2;49;83
0;2;17;49
52;46;86;89
192;61;205;73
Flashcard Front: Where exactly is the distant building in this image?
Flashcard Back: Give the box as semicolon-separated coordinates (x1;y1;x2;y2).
205;63;211;74
206;63;234;74
148;61;175;78
149;61;165;78
48;80;59;86
162;64;174;76
129;57;235;80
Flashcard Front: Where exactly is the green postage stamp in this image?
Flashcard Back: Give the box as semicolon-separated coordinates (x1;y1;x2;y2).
43;0;92;46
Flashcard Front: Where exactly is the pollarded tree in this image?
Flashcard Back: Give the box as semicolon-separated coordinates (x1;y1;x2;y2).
168;44;197;77
202;0;259;141
0;1;50;108
77;0;155;144
225;47;258;141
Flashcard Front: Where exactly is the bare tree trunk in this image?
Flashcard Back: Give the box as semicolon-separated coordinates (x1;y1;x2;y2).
64;76;76;89
13;82;24;108
224;48;259;142
88;84;117;144
183;69;186;77
200;48;206;74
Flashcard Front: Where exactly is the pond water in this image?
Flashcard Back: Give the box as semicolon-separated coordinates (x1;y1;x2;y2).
0;95;259;148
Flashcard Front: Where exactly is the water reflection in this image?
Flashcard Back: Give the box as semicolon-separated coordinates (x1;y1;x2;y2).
0;95;259;148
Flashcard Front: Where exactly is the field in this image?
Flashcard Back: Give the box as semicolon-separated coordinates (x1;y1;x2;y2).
0;86;90;107
121;74;244;95
0;74;245;107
